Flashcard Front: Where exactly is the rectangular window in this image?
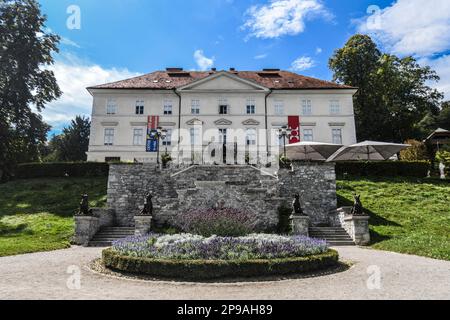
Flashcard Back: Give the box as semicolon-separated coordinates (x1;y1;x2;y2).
302;100;312;115
219;129;227;144
135;100;144;115
274;100;284;115
164;100;173;115
246;99;256;114
133;128;144;146
190;128;200;145
191;99;200;114
332;128;343;144
303;129;314;142
104;128;115;146
107;99;117;115
330;100;340;115
219;105;228;115
246;128;257;145
162;129;172;146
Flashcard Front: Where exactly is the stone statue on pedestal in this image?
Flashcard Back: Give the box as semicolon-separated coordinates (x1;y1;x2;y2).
351;195;364;215
292;193;304;216
77;194;92;216
139;192;153;216
439;162;446;180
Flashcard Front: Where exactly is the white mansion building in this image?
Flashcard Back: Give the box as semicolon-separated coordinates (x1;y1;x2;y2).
86;68;358;164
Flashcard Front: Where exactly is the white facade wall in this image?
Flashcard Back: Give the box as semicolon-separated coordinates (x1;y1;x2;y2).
86;74;357;163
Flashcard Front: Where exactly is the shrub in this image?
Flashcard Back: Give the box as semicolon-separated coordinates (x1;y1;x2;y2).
335;161;430;178
175;208;258;237
400;140;429;161
102;247;339;280
112;233;329;261
14;162;109;179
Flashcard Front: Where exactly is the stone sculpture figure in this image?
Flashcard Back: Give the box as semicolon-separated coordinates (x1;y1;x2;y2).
351;194;364;215
139;192;153;216
77;194;92;216
292;193;304;216
439;162;446;180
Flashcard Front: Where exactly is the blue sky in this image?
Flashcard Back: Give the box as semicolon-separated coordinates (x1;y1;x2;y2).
37;0;450;135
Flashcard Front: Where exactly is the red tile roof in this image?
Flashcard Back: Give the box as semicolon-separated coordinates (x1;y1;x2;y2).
87;70;356;90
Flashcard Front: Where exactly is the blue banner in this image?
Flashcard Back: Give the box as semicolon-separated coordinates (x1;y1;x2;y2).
146;129;158;152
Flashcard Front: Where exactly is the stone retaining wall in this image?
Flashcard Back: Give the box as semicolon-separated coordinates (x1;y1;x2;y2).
107;163;337;228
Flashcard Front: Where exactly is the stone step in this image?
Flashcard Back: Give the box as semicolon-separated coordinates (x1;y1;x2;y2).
326;241;356;246
88;241;112;247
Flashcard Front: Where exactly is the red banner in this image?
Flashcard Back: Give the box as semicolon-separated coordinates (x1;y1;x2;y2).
288;116;300;143
147;115;159;130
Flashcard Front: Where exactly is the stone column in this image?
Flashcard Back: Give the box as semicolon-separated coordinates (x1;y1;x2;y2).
344;215;370;245
134;215;152;236
290;215;310;237
74;216;99;246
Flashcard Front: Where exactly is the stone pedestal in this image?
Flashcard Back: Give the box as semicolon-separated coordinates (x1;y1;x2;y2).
290;215;310;237
134;215;152;236
344;215;370;245
74;215;99;246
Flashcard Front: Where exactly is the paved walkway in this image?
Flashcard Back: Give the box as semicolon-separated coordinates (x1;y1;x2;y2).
0;246;449;300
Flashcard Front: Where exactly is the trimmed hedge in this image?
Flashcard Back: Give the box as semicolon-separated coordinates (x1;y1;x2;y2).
14;162;109;179
102;248;339;280
335;161;430;178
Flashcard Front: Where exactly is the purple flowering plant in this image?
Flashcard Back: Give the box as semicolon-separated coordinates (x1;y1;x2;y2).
112;233;328;261
174;207;258;237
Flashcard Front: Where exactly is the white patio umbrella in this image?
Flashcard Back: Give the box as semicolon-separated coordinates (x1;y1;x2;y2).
326;141;411;162
284;141;343;161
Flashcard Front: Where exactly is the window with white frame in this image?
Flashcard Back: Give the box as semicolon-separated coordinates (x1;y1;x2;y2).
330;100;340;114
164;100;173;115
274;100;284;115
191;99;200;114
332;128;343;144
104;128;115;145
162;129;172;146
246;128;257;145
246;98;256;114
219;98;228;115
106;99;117;115
218;128;227;144
135;99;144;115
303;129;314;141
302;99;312;115
133;128;144;145
190;128;200;145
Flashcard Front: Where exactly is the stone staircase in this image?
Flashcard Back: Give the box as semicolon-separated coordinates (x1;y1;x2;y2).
88;227;135;247
309;227;355;246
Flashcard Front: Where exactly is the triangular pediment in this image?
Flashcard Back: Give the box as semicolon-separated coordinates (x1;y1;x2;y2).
214;118;233;126
186;118;204;126
242;119;260;126
178;71;269;92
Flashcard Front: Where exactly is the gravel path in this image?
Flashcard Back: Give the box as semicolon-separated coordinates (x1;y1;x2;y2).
0;246;449;300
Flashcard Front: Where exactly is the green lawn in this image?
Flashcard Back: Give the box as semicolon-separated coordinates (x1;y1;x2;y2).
0;177;107;257
337;177;450;261
0;176;449;261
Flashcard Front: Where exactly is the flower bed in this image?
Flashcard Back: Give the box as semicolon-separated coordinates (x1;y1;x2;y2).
175;208;258;237
102;234;339;280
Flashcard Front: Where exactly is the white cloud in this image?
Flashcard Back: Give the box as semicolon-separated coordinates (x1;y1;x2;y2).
420;55;450;100
41;53;140;131
243;0;331;39
356;0;450;57
291;56;315;71
193;49;215;71
254;53;268;59
60;37;81;48
315;47;322;54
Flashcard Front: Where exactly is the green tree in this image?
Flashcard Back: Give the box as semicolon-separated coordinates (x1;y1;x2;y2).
45;116;91;162
329;34;443;142
436;101;450;130
0;0;61;179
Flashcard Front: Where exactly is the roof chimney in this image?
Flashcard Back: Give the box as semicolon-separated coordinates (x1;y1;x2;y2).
211;68;217;71
166;67;184;72
229;67;236;71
